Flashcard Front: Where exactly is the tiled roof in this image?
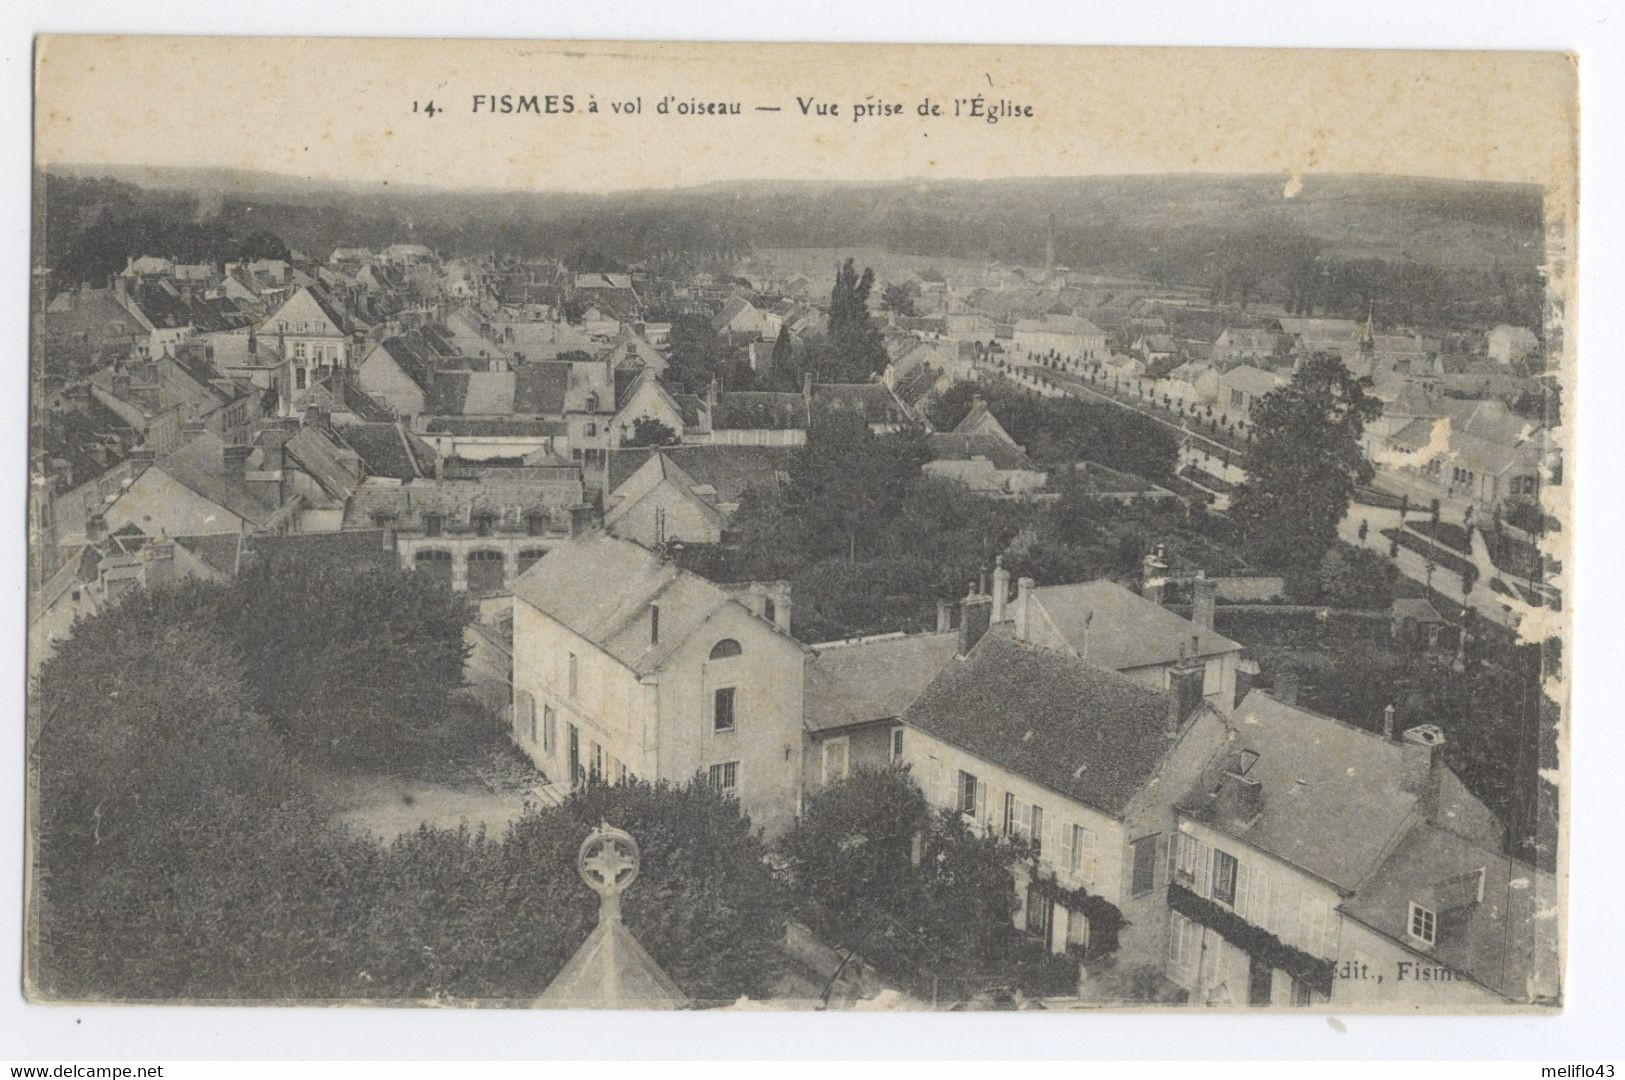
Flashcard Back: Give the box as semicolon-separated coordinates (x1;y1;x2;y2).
902;626;1189;817
1029;579;1240;671
811;382;907;425
805;632;960;733
513;362;571;416
243;529;397;576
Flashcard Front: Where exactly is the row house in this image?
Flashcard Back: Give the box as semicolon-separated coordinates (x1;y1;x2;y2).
894;571;1230;981
1165;691;1557;1007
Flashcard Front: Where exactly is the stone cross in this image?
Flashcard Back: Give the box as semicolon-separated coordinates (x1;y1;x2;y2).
578;822;640;922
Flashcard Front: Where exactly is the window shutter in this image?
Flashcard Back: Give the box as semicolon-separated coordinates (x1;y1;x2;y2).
976;779;988;829
1059;821;1074;873
1252;869;1271;928
1156;832;1170;889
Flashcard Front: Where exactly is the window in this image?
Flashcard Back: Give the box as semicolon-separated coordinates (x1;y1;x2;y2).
519;692;536;743
889;728;905;763
542;706;556;755
1063;824;1094;881
1230;388;1244;407
822;738;849;785
1030;804;1045;859
958;771;980;816
1212;850;1239;906
1002;791;1016;835
713;687;737;731
567;652;578;698
295;367;307;390
585;392;599;412
1131;834;1160;897
294;342;306;360
1408;901;1437;946
590;742;604;781
1025;890;1051;942
423;513;444;537
709;638;743;660
1290;978;1313;1006
708;761;739;795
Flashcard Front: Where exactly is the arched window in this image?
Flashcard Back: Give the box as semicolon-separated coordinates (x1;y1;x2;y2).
709;638;743;660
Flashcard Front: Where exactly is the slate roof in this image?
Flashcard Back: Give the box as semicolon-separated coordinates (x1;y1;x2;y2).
172;532;245;579
421;417;566;437
512;532;792;676
1178;691;1499;893
152;432;279;527
901;627;1187;817
1339;825;1559;1002
926;432;1036;472
339;422;435;481
805;632;960;734
604;445;791;505
1028;580;1240;671
283;426;362;501
1220;365;1284;397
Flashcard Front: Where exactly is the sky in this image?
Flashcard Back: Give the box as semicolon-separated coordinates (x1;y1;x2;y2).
35;37;1577;195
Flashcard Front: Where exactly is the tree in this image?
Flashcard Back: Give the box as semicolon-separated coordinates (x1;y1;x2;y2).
218;561;472;769
770;323;794;370
783;408;929;563
626;416;679;448
1230;353;1381;572
560;296;589;324
881;281;920;317
778;768;1043;988
819;258;889;381
342;779;788;1004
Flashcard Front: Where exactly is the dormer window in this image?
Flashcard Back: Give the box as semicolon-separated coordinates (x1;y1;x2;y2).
1408;902;1437;946
473;512;495;537
423;512;444;537
585;392;599;413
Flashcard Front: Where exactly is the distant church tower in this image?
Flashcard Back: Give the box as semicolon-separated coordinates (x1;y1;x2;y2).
1044;213;1057;278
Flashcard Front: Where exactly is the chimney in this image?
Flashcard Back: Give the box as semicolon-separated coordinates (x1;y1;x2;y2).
770;581;793;634
1383;704;1397;740
1192;570;1217;631
802;370;814;406
747;581;768;618
991;556;1011;623
1014;576;1034;643
1234;658;1260;709
223;443;252;483
1400;724;1447;821
1273;668;1300;707
1142;548;1166;605
935;598;953;633
958;591;993;657
1168;648;1206;735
